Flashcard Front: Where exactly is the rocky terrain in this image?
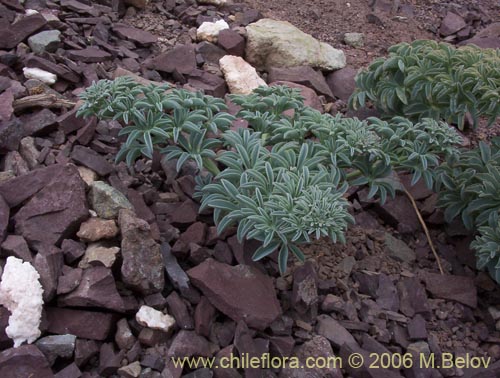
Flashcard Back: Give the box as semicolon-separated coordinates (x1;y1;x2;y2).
0;0;499;377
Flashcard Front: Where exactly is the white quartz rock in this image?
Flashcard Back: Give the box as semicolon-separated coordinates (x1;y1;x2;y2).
219;55;267;95
23;67;57;85
197;20;229;43
136;305;175;332
0;257;44;347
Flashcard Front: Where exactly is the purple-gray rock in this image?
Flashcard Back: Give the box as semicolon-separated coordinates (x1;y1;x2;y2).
187;258;281;330
119;209;165;295
14;164;89;250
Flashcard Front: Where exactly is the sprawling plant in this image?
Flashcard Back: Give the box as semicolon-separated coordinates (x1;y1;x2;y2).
436;138;500;283
78;78;461;273
349;40;500;129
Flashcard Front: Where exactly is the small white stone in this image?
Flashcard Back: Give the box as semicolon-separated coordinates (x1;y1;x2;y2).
23;67;57;85
219;55;267;95
197;20;229;43
136;305;176;332
0;257;44;347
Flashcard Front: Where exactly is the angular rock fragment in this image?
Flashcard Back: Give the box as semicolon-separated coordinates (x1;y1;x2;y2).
187;258;281;330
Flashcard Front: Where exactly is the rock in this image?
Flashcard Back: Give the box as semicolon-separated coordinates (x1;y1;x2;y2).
1;235;33;262
113;24;157;45
167;330;217;358
23;67;57;84
397;277;431;318
45;307;115;341
78;243;120;268
218;29;245;56
384;233;416;263
187;69;227;98
316;314;359;349
67;47;112;63
0;345;52;378
187;259;281;330
119;209;164;295
71;145;113;176
77;218;119;242
124;0;148;8
0;89;14;123
136;305;175;332
0;196;7;244
28;30;61;54
148;44;197;75
279;335;342;378
0;13;47;49
326;67;357;102
423;272;477;308
268;66;333;100
89;181;133;219
219;55;266;95
292;261;318;315
35;334;76;365
115;318;136;350
33;246;63;302
20;108;58;137
118;361;141;378
197;20;229;43
344;32;364;48
59;266;124;312
0;257;44;348
246;19;346;71
14;164;89;250
440;12;466;36
167;291;194;330
57;267;83;294
195;296;217;337
407;314;427;340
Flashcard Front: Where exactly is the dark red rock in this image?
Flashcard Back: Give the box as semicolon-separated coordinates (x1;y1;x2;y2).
167;330;216;358
268;66;333;100
196;41;226;65
0;345;53;378
0;117;23;153
14;164;89;250
99;343;123;377
194;296;216;337
166;291;194;330
187;69;227;98
20;108;58;137
187;258;282;330
54;362;82;378
148;44;197;75
34;246;64;302
61;239;86;265
119;209;165;295
71;145;113;176
74;339;100;368
326;67;357;102
292;261;318;315
440;12;467;36
218;29;245;56
68;47;112;63
46;307;115;341
59;266;125;312
0;13;47;49
57;267;83;295
0;195;7;244
423;272;477;308
113;24;157;45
